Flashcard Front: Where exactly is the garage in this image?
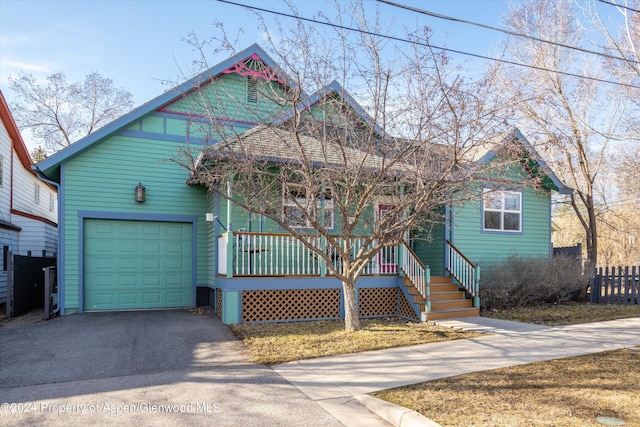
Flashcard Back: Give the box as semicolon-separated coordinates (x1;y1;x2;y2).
84;219;193;310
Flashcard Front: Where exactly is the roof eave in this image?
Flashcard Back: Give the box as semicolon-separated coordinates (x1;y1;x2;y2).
37;44;294;180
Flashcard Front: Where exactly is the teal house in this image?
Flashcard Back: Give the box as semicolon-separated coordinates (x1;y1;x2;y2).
36;44;571;324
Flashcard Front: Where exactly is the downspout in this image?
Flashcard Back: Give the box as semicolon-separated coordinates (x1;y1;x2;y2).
34;168;63;315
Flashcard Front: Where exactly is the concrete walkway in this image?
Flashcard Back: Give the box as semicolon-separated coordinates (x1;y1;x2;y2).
272;316;640;427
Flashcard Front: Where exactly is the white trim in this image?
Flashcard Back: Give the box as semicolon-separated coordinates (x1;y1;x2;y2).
482;188;522;232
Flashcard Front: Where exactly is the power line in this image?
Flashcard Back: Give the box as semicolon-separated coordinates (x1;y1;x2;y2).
598;0;640;14
378;0;639;65
214;0;640;90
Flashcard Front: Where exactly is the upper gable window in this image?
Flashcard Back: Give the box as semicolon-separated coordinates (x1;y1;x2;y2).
247;77;258;103
0;156;3;187
483;189;521;232
34;183;40;204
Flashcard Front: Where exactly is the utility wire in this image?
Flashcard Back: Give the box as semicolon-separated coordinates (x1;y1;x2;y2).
215;0;640;89
378;0;639;65
598;0;640;14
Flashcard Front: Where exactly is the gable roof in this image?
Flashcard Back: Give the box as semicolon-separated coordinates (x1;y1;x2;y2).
0;90;35;176
195;124;392;171
36;44;296;181
469;128;572;194
272;81;385;137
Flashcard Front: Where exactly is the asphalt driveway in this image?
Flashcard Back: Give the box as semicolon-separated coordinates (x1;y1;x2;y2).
0;310;343;426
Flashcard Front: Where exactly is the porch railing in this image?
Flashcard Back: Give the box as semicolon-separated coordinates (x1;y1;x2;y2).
401;242;431;312
446;240;480;308
218;231;398;277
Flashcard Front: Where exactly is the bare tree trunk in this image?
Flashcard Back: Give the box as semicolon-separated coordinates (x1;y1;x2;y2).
342;279;360;332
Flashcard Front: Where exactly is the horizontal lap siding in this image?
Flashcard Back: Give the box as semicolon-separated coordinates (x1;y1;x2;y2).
62;135;208;312
453;186;551;267
413;222;446;276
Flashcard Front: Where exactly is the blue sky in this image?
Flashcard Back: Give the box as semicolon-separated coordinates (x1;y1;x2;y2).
0;0;512;151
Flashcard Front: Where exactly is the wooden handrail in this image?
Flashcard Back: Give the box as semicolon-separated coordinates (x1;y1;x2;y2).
403;242;426;269
446;240;475;267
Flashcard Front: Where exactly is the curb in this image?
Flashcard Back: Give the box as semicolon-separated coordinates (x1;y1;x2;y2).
354;394;442;427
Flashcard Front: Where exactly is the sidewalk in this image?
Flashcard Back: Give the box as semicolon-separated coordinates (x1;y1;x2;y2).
272;316;640;427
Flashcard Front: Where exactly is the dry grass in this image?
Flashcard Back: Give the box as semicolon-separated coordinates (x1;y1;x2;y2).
230;317;483;364
483;302;640;326
372;347;640;427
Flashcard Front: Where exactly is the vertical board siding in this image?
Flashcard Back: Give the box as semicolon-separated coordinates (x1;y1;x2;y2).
62;135;208;312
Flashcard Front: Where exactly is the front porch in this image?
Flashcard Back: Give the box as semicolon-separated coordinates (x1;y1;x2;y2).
212;231;480;324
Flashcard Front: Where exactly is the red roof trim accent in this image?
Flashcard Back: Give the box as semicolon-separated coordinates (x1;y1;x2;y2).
158;53;288;113
0;91;36;175
11;209;58;228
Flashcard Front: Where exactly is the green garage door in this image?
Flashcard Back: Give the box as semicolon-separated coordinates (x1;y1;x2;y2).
84;219;192;310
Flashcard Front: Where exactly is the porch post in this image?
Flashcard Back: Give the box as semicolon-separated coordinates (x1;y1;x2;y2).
397;185;404;276
473;264;481;308
320;185;326;277
425;264;431;313
319;235;327;278
226;180;234;278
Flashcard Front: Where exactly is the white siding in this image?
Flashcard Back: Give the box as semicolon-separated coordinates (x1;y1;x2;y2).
0;112;14;302
0;121;11;220
12;216;56;257
0;230;18;303
12;150;57;223
0;103;58;303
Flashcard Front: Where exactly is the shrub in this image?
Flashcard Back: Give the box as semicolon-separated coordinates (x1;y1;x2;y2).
479;255;584;310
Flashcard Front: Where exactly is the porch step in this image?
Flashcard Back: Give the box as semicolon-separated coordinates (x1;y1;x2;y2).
430;291;465;301
426;307;480;321
431;298;474;311
402;275;479;321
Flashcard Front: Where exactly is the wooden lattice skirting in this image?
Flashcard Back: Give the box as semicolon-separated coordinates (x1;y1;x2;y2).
238;286;419;323
242;288;340;322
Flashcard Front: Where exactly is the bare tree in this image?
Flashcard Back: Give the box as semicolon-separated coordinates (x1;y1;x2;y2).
30;146;48;163
584;0;640;135
494;0;629;284
179;1;508;331
8;72;134;152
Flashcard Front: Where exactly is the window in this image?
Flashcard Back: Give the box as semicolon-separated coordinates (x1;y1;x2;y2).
283;183;333;229
0;156;3;187
34;184;40;204
483;189;521;232
49;193;55;212
246;77;258;103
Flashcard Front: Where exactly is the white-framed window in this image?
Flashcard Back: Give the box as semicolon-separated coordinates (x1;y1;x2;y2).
49;193;55;212
34;183;40;204
0;156;3;187
483;189;522;232
283;183;334;229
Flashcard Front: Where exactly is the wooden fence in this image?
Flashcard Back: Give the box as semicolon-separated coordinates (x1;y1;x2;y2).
590;266;640;305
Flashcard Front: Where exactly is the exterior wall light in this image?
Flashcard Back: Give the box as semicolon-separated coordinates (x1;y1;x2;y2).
135;182;146;203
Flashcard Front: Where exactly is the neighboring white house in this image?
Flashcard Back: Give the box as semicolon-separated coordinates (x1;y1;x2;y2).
0;91;58;303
